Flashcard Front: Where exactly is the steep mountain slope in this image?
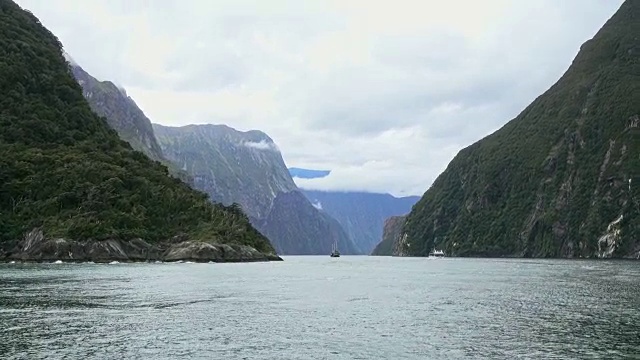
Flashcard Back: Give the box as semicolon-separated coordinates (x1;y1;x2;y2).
67;62;192;183
154;124;360;254
69;63;164;162
371;215;407;256
302;190;419;253
254;191;359;255
0;0;277;261
154;124;297;219
402;0;640;259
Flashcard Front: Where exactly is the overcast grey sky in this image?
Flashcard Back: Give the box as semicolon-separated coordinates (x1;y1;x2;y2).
16;0;623;196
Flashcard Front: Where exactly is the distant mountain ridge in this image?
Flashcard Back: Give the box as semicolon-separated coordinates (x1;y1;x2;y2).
302;190;419;254
153;124;360;255
253;191;359;255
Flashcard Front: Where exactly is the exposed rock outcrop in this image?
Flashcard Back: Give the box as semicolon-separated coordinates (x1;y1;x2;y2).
2;229;282;263
163;241;280;262
597;214;624;258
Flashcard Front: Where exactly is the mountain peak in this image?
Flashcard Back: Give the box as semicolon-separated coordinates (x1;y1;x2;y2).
565;0;638;77
157;123;275;146
153;123;296;219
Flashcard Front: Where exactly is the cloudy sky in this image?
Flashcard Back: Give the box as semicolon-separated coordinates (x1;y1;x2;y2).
17;0;623;196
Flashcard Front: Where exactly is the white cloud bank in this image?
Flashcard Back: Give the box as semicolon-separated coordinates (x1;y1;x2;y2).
243;140;280;152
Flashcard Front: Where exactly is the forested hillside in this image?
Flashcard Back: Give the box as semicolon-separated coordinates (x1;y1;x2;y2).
402;0;639;258
0;0;276;258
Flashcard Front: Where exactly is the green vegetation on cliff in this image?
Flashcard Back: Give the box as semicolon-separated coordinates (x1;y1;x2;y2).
403;0;640;258
0;0;275;254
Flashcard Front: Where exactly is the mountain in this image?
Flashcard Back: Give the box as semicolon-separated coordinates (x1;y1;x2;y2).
67;61;192;183
0;0;278;262
302;190;419;254
289;168;331;179
153;124;360;255
371;216;407;256
253;191;359;255
153;124;296;219
68;62;164;162
401;0;640;259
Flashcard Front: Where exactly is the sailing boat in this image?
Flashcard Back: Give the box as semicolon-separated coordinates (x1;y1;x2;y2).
330;239;340;257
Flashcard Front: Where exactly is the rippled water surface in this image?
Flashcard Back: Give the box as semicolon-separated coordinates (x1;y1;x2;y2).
1;257;639;359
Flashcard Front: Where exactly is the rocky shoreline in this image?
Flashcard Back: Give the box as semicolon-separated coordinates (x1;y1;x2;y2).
0;229;283;263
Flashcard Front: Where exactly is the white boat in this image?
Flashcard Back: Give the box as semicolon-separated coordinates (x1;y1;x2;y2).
428;249;445;258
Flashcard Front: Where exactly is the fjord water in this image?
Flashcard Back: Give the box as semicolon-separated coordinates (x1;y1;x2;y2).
1;257;638;359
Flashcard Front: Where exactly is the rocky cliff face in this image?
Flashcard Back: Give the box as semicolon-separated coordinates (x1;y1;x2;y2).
69;63;164;162
68;62;192;183
371;215;407;256
401;0;640;259
253;191;359;255
302;190;419;254
153;124;360;254
4;228;281;263
153;124;297;218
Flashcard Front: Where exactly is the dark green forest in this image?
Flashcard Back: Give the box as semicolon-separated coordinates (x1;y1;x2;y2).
0;0;275;254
